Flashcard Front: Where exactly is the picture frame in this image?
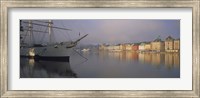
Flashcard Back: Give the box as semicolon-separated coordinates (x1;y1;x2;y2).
0;0;199;97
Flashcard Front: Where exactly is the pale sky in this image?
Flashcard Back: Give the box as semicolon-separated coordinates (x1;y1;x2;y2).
21;19;180;45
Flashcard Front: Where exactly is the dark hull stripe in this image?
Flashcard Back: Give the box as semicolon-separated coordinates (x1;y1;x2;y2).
20;55;70;62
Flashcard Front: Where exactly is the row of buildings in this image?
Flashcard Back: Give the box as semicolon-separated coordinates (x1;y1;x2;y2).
99;36;180;52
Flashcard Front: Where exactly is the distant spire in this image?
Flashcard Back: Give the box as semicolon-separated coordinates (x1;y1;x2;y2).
166;35;174;40
154;35;162;42
158;35;161;39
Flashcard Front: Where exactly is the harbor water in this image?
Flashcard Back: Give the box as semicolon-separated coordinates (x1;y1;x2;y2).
20;50;180;78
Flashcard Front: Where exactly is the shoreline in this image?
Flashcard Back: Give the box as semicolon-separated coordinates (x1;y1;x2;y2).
98;50;180;54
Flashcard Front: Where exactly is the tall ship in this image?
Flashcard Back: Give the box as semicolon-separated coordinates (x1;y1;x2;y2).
20;20;88;62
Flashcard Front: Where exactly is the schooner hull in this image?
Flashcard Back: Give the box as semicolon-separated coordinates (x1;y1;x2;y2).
34;56;70;62
20;43;74;62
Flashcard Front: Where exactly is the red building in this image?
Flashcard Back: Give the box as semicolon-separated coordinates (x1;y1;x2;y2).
132;44;139;51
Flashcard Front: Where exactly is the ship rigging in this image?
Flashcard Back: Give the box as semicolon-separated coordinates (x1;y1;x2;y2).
20;20;88;62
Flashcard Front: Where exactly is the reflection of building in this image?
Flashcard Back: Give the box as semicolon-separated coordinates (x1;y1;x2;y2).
151;37;165;52
139;53;145;63
132;52;138;60
173;53;180;68
165;53;174;69
112;52;121;60
144;53;151;63
106;51;139;61
151;53;161;66
126;51;132;60
174;39;180;52
121;52;126;60
139;43;145;51
165;36;174;52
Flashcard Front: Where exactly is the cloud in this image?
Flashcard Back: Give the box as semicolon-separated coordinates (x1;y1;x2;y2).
31;19;180;45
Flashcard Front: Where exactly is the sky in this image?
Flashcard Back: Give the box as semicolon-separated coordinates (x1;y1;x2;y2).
21;19;180;45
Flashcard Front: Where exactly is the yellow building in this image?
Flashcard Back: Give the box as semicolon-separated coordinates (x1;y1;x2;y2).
125;44;132;51
113;45;120;50
107;45;114;50
151;37;165;52
119;44;126;51
165;36;174;52
174;39;180;52
144;43;151;51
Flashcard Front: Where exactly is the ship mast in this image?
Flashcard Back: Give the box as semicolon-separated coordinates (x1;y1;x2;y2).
48;20;52;45
22;20;72;45
28;20;32;46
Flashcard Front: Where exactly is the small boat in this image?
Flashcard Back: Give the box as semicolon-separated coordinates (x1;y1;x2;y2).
81;48;90;52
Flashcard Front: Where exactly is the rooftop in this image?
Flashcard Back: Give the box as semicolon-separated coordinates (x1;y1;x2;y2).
165;36;174;41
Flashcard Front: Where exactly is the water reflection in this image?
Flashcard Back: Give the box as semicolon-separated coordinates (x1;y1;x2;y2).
165;53;180;69
79;51;180;78
100;51;180;70
20;58;77;78
20;51;180;78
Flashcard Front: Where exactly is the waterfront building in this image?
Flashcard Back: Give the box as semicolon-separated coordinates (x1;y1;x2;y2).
165;36;174;52
113;45;120;50
174;39;180;52
99;44;106;50
132;44;139;51
107;45;114;50
125;44;132;51
119;44;126;51
144;42;151;51
112;45;121;51
151;37;165;52
139;43;145;51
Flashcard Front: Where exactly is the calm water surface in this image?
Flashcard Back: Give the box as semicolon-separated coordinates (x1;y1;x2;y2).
20;51;180;78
